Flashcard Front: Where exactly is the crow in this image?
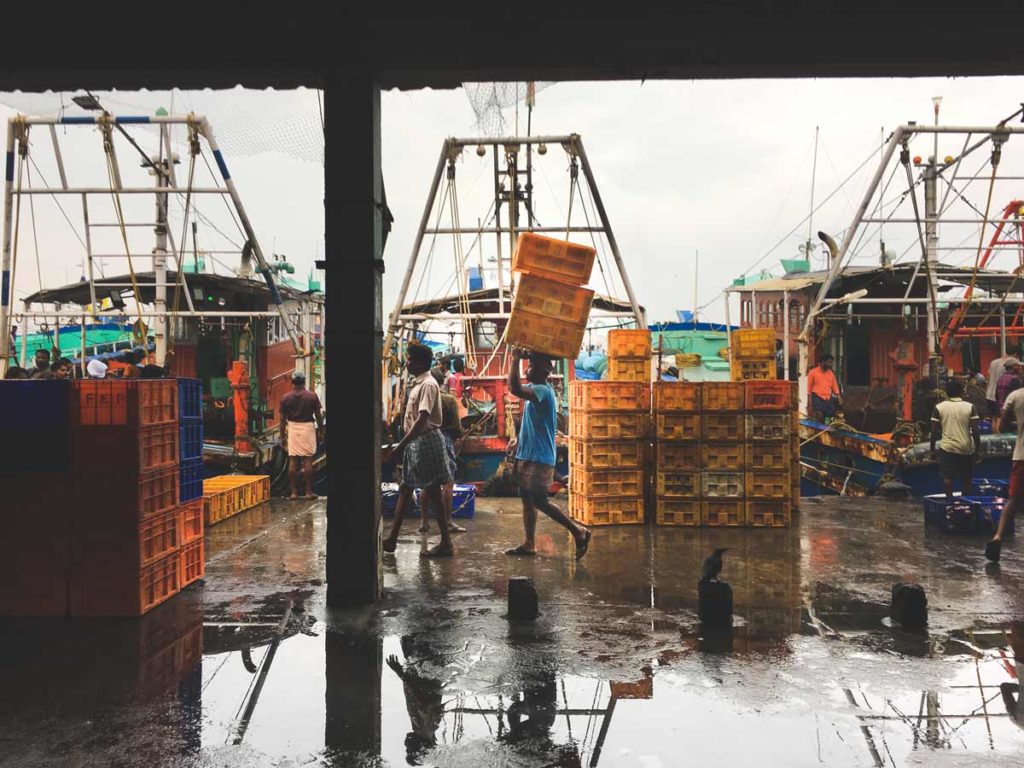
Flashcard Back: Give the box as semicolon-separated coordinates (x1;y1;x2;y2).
701;548;729;582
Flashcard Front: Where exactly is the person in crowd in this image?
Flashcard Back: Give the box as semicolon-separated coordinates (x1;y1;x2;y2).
418;369;467;535
26;348;51;377
807;353;841;422
49;358;72;379
930;378;981;501
996;359;1024;412
988;352;1016;415
4;366;29;379
279;371;324;500
989;386;1024;562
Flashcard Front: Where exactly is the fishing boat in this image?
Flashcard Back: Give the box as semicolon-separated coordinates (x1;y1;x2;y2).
383;133;644;489
0;104;325;484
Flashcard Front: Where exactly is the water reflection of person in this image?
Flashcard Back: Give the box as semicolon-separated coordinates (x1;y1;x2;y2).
500;669;581;767
1001;622;1024;730
386;637;445;766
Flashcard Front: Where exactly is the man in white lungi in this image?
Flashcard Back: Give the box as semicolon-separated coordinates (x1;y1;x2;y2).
280;371;324;499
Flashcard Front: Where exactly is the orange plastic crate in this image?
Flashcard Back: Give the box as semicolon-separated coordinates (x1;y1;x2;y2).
746;413;789;442
179;499;204;544
745;380;797;411
512;273;594;325
71;423;179;474
730;328;776;359
180;539;204;587
652;381;701;412
506;309;587;359
701;413;744;441
747;499;792;527
607;329;652;358
746;471;790;499
569;381;650;411
702;472;744;498
655;441;700;468
654;497;700;526
72;379;178;427
655;469;700;497
701;382;745;411
569;494;643;526
746;443;790;472
571;468;645;498
70;550;181;617
607;357;649;383
569;410;648;440
701;441;745;471
702;500;745;527
139;505;182;568
139;466;180;519
654;413;700;441
511;232;596;285
569;439;643;469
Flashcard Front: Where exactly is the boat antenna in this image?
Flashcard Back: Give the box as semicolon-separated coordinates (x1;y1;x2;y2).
805;126;820;266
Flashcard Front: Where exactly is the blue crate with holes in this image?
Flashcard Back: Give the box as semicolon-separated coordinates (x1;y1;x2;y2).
179;420;204;462
975;478;1009;498
923;494;979;533
971;495;1015;535
177;378;203;421
179;458;203;502
381;483;476;518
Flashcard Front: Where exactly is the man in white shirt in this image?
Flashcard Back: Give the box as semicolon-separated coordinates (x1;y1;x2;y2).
930;379;980;500
988;353;1014;414
989;386;1024;561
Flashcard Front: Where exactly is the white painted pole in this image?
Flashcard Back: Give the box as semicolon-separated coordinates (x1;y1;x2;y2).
81;194;98;313
153;150;169;365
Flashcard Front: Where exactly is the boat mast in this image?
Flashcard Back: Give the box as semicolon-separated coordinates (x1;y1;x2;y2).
805;126;819;265
152;139;170;365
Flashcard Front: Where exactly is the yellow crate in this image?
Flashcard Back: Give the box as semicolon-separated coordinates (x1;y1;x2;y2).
747;499;792;527
506;309;587;359
652;381;701;412
655;469;701;497
654;413;701;441
570;494;644;526
203;475;269;526
654;497;701;526
656;440;701;468
702;500;745;527
730;357;776;381
747;471;790;499
731;328;776;359
701;441;745;471
701;413;744;441
570;381;650;411
512;273;595;324
746;413;789;442
702;472;744;498
607;357;649;383
570;468;645;498
512;232;596;285
569;439;643;469
607;329;652;358
569;410;648;440
745;443;789;472
701;382;745;411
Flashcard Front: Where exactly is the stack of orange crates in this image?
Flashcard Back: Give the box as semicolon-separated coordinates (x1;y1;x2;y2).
506;232;596;359
606;329;651;383
567;381;650;525
729;328;778;381
69;379;204;617
653;381;704;526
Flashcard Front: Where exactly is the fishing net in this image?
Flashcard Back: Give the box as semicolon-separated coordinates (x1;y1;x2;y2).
462;82;554;136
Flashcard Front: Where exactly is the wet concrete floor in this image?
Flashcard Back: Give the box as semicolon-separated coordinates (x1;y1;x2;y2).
1;494;1023;767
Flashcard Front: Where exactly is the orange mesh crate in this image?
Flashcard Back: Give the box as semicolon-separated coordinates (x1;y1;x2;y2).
655;440;700;468
139;506;182;568
511;232;596;285
702;472;744;498
746;413;789;442
701;382;745;411
569;494;643;526
512;273;594;324
178;499;204;544
138;467;180;519
730;328;776;359
746;443;790;472
607;329;652;358
569;381;650;411
70;550;181;617
72;379;178;427
607;357;649;383
654;497;700;526
569;410;648;440
745;380;798;411
701;413;744;441
71;423;179;474
571;468;645;498
569;439;643;469
746;471;790;499
654;413;700;441
747;499;792;527
702;500;745;527
701;441;745;471
506;309;587;359
180;539;204;587
652;381;701;412
655;469;700;497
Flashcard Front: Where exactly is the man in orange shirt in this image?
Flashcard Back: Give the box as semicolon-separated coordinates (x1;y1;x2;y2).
807;353;841;422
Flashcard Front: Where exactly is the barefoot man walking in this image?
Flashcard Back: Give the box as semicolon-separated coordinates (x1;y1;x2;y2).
280;371;324;500
505;348;591;560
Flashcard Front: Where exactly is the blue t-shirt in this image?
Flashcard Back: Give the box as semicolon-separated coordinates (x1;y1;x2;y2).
516;383;557;466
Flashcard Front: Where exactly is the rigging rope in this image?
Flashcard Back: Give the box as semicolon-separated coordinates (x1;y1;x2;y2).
7;119;27;358
168;117;201;357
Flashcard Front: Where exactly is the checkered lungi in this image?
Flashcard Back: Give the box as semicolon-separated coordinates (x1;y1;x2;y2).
442;432;458;477
517;460;554;496
401;429;453;489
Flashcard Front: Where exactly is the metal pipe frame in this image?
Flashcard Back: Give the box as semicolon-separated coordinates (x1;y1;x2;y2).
0;120;16;375
397;311;637;322
425;225;605;235
447;135;577;148
18;309;289;318
12;187;229;195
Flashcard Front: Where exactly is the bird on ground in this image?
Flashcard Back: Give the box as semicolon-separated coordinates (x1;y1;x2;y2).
701;548;729;582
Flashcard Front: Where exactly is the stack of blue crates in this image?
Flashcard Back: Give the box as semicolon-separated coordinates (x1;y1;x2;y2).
177;379;203;502
923;493;1015;535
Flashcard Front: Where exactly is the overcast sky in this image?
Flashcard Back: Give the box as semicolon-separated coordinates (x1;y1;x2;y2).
4;77;1024;327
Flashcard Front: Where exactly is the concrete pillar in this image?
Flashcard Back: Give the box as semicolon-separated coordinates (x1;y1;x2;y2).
325;630;382;753
324;72;383;606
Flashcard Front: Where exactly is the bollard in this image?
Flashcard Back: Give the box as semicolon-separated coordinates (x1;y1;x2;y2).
698;580;733;629
890;583;928;630
508;576;539;620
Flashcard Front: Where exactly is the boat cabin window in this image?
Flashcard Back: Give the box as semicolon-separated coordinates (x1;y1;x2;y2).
741;298;752;326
